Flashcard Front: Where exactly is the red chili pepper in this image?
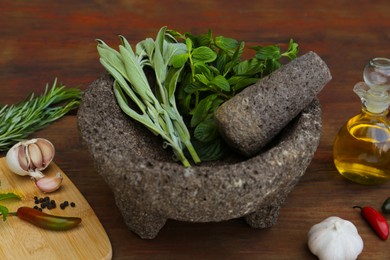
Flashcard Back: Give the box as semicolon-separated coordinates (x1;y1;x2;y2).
11;207;81;231
353;205;389;240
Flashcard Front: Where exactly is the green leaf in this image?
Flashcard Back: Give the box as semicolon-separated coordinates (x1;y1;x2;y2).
191;138;225;161
208;65;220;76
234;58;265;75
119;45;154;103
136;38;155;58
223;41;245;76
211;97;224;111
194;117;219;142
281;38;299;60
97;40;127;77
194;62;212;79
0;193;21;201
253;45;281;60
215;36;239;54
210;75;230;92
164;42;187;66
192;46;217;63
166;67;184;104
190;94;218;127
232;78;259;92
152;42;167;85
0;205;9;221
184;82;209;94
185;37;193;52
194;74;210;86
194;29;214;47
264;59;282;74
171;53;189;68
215;51;228;72
0;192;20;222
155;26;167;55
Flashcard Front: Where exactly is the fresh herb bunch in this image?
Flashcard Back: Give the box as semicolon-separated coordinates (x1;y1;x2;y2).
167;29;299;161
0;79;82;151
97;26;200;167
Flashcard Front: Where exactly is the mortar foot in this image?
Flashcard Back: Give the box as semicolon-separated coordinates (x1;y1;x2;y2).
123;211;167;239
244;203;281;229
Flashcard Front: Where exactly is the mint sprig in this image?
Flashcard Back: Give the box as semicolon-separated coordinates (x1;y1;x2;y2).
169;29;299;161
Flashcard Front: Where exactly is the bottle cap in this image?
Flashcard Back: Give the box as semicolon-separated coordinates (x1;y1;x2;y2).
354;58;390;113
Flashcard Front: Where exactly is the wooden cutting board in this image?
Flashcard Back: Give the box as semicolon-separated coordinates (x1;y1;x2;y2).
0;157;112;260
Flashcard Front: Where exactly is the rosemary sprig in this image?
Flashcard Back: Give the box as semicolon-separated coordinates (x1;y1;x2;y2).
0;79;82;151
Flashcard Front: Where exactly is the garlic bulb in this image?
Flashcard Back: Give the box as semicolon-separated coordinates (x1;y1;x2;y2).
308;216;364;260
35;172;63;193
6;138;55;179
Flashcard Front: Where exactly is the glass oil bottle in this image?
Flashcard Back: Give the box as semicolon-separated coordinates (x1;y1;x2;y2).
333;58;390;185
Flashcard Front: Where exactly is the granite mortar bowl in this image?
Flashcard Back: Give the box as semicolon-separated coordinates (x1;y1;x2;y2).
77;74;322;239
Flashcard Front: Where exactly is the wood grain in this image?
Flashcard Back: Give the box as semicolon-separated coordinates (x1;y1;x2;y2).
0;158;112;260
1;0;390;259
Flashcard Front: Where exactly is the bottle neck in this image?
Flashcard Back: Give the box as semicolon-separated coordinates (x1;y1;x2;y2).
361;107;389;117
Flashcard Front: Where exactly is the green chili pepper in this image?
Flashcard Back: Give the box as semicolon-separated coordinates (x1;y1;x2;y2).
10;207;81;231
382;197;390;214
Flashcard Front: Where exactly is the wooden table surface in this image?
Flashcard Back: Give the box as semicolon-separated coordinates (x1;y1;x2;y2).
1;1;390;259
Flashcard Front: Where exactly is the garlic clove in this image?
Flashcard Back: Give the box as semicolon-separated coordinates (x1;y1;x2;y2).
17;145;29;171
6;143;28;176
27;143;44;170
35;138;55;169
35;172;63;193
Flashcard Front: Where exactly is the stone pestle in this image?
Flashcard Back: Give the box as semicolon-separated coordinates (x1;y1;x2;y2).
214;51;332;156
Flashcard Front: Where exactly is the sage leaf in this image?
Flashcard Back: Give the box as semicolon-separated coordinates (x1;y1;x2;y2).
136;38;155;58
166;67;184;104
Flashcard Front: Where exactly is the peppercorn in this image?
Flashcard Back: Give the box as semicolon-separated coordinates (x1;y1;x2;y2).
33;196;76;211
60;202;67;210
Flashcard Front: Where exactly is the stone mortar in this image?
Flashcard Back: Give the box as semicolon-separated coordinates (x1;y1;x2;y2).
77;74;322;239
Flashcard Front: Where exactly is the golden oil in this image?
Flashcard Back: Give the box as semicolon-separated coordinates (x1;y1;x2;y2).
333;57;390;185
333;110;390;185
